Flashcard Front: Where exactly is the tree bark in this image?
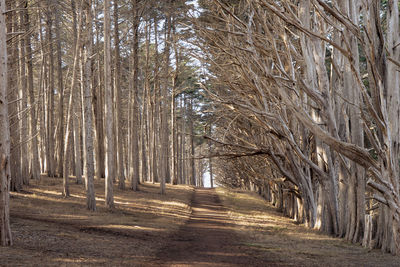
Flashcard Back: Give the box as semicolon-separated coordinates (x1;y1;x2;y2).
104;0;114;208
71;0;82;185
113;0;125;190
55;0;64;178
0;0;12;246
24;2;40;180
160;7;172;194
46;0;55;178
153;15;160;184
82;0;96;211
94;0;105;180
19;0;29;185
129;0;140;191
7;0;22;192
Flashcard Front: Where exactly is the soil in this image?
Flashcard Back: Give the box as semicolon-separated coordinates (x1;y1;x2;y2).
1;179;399;266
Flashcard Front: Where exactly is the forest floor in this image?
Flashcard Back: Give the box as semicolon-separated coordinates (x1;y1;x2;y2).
215;188;400;267
1;176;194;266
0;178;399;266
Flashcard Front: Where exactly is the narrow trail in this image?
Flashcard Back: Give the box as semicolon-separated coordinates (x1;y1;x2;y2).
155;188;267;266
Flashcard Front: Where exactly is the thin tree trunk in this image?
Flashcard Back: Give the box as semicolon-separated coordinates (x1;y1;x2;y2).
94;0;105;180
141;19;149;183
130;1;140;191
46;0;55;177
62;87;73;197
7;0;22;192
63;0;83;197
160;7;172;194
152;16;160;184
19;0;29;185
141;75;148;183
0;0;12;246
71;0;82;185
114;0;125;189
82;0;96;211
80;48;87;180
0;0;12;245
55;0;64;178
208;125;213;188
182;95;187;184
189;98;195;186
170;20;179;185
104;0;114;208
24;1;40;180
144;19;152;183
38;9;47;175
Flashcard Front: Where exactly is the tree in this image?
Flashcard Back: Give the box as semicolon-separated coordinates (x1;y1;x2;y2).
129;0;140;191
160;1;172;194
104;0;114;208
18;0;29;185
45;0;55;178
24;0;40;181
114;0;125;190
54;0;64;178
8;0;22;192
82;0;96;211
71;0;83;185
0;0;12;246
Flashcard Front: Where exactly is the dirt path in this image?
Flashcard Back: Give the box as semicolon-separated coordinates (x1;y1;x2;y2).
155;188;267;266
3;182;399;266
153;188;400;267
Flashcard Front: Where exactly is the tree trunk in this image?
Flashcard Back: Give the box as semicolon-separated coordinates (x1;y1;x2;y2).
94;1;105;179
24;1;40;180
160;8;172;194
82;0;96;211
114;0;125;190
171;21;178;185
55;0;64;178
208;126;213;188
144;19;151;183
104;0;114;208
71;0;82;185
189;98;195;186
19;0;29;185
0;0;12;245
129;0;140;191
152;16;160;184
7;0;22;192
46;0;55;178
63;0;83;197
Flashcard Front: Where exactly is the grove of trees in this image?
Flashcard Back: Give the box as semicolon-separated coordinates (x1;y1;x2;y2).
0;0;209;246
0;0;400;257
198;0;400;254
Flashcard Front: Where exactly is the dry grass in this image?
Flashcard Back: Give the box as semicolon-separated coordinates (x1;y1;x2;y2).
1;177;194;266
216;187;399;267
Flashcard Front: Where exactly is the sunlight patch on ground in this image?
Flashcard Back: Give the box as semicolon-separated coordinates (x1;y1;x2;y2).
52;258;104;264
97;224;166;232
